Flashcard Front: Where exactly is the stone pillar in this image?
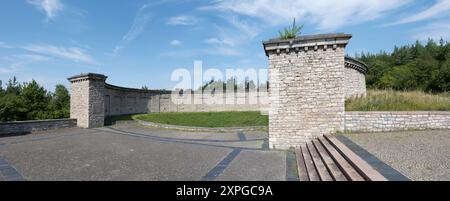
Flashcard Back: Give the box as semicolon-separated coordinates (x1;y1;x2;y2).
67;73;107;128
263;34;352;149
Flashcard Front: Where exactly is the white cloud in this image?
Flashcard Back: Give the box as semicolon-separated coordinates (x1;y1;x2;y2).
170;40;182;46
222;15;261;38
1;42;89;64
16;54;51;62
166;15;198;26
23;44;98;65
162;46;242;58
386;0;450;26
205;46;241;56
0;54;50;74
27;0;64;20
0;63;20;74
413;21;450;41
0;42;14;49
202;19;258;57
204;38;235;46
205;0;411;30
112;4;152;55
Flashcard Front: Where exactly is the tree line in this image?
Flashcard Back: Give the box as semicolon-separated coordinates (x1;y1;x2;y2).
199;77;269;93
0;77;70;122
357;39;450;92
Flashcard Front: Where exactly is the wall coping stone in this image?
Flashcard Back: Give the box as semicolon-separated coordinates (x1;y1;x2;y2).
0;118;77;125
105;83;172;94
345;56;368;75
67;73;108;83
346;111;450;115
263;33;352;56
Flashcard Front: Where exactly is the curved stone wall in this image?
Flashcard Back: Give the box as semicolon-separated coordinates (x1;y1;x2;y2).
104;83;171;116
344;56;368;99
104;83;267;117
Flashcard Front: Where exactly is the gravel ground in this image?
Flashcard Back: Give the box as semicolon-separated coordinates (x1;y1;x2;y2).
344;130;450;181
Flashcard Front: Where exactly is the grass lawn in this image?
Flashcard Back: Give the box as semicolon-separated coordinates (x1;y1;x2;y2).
133;111;268;128
346;90;450;111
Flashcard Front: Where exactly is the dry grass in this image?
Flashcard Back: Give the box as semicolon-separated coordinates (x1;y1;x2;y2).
345;90;450;111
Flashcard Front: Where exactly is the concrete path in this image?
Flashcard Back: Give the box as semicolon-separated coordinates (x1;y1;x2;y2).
344;130;450;181
0;122;290;181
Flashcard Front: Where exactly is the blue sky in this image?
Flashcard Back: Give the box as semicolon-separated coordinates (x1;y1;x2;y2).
1;0;450;91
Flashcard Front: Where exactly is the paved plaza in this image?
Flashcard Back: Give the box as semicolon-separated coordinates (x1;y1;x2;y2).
0;122;289;181
344;130;450;181
1;121;449;181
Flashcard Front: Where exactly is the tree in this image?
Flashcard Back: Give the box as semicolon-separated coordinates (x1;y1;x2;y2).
0;93;27;122
21;80;49;120
357;39;450;93
49;84;70;118
429;57;450;92
226;77;238;92
0;77;71;122
0;80;4;97
6;76;21;95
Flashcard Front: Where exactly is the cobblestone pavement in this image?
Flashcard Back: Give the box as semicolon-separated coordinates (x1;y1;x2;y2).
0;122;290;181
344;130;450;181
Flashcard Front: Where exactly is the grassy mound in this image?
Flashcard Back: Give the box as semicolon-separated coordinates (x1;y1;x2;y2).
133;111;268;128
346;90;450;111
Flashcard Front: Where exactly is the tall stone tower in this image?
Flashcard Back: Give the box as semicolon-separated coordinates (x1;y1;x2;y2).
263;34;352;149
68;73;107;128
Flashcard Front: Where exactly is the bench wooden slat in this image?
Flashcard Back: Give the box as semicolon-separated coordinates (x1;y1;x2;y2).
306;142;333;181
295;148;309;181
319;137;365;181
312;140;348;181
300;144;320;181
324;135;388;181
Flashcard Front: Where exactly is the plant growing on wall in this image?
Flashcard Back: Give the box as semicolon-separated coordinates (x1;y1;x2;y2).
279;18;303;40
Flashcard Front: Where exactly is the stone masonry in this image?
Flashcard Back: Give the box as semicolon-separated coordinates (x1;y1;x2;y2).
68;74;268;128
0;119;77;135
345;112;450;132
67;34;370;144
344;56;368;99
263;34;353;149
68;73;107;128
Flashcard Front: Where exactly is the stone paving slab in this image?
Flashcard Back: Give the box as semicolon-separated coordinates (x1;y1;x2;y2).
0;124;285;181
102;125;265;150
344;130;450;181
216;150;286;181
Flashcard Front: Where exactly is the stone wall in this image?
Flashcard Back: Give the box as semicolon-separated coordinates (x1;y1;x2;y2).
104;83;170;116
104;83;268;116
0;119;77;135
68;73;269;128
68;73;107;128
345;112;450;132
264;34;352;149
344;56;367;98
67;33;368;149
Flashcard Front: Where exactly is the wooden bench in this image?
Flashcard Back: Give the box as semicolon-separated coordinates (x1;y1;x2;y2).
295;135;388;181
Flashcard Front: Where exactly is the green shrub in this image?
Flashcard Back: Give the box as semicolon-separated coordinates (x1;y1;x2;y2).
279;18;303;40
